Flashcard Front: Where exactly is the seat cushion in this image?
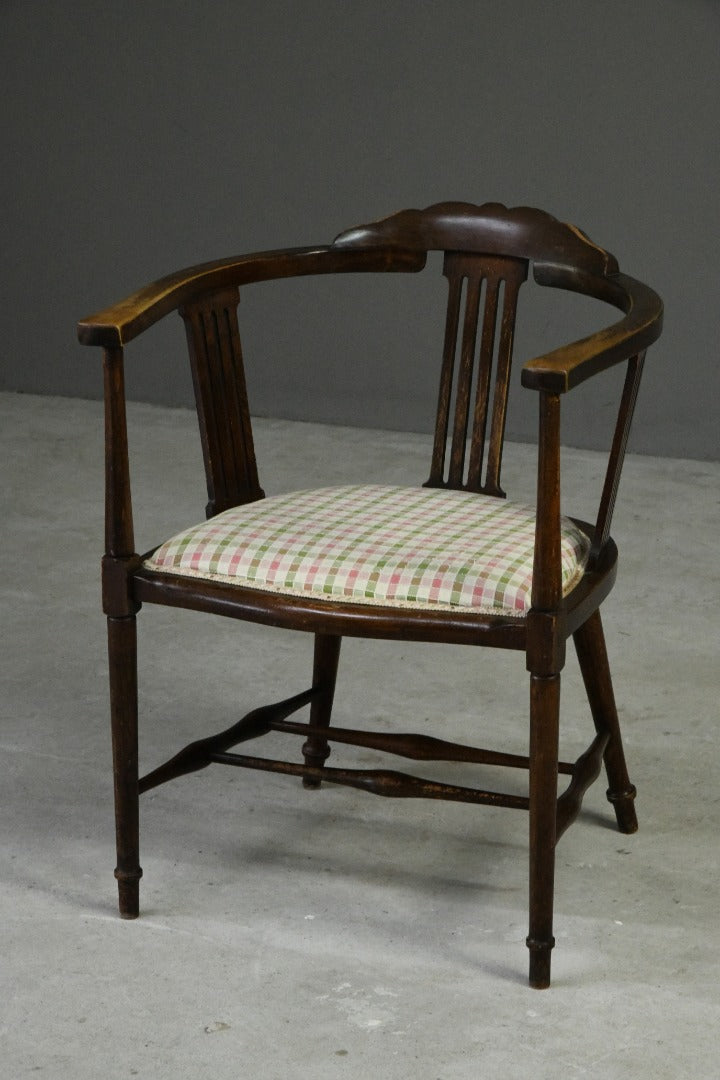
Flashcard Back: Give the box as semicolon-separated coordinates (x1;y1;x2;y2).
144;484;590;616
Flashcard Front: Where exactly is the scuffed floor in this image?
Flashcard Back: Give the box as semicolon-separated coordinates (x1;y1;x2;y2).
2;392;718;1078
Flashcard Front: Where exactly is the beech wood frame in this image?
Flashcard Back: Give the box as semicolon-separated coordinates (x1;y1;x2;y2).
79;202;663;987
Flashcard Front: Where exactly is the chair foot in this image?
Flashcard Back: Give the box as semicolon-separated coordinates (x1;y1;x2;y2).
115;866;142;918
607;784;638;834
527;935;555;989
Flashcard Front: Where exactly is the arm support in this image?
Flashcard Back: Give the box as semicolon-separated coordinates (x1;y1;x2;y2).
77;246;426;348
521;271;663;393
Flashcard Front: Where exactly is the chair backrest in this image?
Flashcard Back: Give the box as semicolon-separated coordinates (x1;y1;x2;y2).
172;202;625;518
333;202;619;497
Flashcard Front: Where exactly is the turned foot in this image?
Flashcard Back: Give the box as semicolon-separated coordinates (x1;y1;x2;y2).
607;783;638;834
527;935;555;989
115;866;142;918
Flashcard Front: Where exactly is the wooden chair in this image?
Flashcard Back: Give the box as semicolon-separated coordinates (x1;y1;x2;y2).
77;202;663;987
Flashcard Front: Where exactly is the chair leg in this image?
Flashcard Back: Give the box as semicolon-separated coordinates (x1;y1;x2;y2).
302;633;342;789
107;615;142;917
527;672;560;989
573;610;638;834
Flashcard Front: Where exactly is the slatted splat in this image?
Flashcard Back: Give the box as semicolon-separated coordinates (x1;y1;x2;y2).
180;286;264;517
426;253;528;496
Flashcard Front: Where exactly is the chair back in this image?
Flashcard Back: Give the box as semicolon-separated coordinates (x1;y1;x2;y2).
334;202;618;496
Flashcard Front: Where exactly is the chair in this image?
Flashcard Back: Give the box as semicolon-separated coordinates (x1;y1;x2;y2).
77;202;663;987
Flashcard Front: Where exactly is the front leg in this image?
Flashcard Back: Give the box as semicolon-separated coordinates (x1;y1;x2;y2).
527;672;560;989
107;614;142;917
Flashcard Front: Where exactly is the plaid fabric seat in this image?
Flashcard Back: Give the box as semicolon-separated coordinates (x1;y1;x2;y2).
144;484;590;616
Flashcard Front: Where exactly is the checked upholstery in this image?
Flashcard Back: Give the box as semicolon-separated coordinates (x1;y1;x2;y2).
146;484;590;616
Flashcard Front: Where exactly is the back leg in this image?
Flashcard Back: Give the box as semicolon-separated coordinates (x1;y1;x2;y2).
573;610;638;834
302;634;342;789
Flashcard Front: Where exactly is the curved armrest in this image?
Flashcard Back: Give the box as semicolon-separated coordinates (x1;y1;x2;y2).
521;272;663;393
77;245;426;348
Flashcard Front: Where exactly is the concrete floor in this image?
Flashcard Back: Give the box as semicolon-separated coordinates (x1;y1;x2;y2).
2;390;719;1079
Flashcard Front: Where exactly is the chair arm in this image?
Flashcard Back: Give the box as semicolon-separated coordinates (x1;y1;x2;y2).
521;272;663;393
77;245;426;348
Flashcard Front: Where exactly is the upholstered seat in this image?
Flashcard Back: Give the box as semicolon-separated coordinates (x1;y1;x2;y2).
145;484;590;615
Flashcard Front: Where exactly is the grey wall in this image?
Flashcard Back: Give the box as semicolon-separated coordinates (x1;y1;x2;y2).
2;1;718;459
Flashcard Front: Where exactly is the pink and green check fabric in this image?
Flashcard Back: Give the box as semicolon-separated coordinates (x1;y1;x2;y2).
145;484;589;616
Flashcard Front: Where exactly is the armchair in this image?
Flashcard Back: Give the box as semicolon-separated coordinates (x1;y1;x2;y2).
78;202;663;987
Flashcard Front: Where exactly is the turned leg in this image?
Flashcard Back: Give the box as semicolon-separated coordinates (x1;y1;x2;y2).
573;610;638;834
107;615;142;916
527;672;560;989
302;634;342;789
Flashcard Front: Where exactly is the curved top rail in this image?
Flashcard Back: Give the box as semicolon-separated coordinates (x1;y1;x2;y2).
521;272;663;392
333;201;618;277
77;245;426;348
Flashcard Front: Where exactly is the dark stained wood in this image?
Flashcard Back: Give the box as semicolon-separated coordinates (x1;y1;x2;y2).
138;688;318;794
302;633;342;788
573;610;638;833
332;201;619;276
209;752;532;810
78;247;426;348
555;731;609;841
131;565;528;648
561;529;617;636
527;672;560;989
78;201;663;988
482;263;528;496
104;345;143;918
107;614;142;918
102;347;141;618
521;274;661;393
180;286;264;516
531;393;562;612
102;347;135;559
275;718;576;774
589;352;646;565
425;252;528;494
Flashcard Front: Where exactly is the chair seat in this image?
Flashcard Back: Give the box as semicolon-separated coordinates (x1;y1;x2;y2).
144;484;590;616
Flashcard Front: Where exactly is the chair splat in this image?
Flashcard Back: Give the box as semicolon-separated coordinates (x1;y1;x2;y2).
180;286;264;517
426;252;528;495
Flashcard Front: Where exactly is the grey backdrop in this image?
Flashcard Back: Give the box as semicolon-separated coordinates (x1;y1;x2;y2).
2;1;718;460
